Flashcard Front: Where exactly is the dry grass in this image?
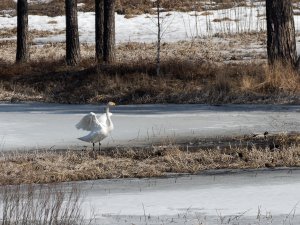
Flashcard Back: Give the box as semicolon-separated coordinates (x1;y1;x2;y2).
238;63;300;96
83;0;252;15
0;60;258;104
0;56;299;104
24;0;249;17
0;32;266;64
0;0;260;17
0;33;299;104
0;0;16;11
1;135;300;185
213;17;239;23
0;184;85;224
0;28;17;38
0;28;65;40
260;63;300;93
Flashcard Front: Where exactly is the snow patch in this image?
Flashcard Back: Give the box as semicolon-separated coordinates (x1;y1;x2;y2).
0;5;300;44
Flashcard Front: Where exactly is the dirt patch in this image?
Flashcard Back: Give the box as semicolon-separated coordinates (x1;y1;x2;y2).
1;133;300;185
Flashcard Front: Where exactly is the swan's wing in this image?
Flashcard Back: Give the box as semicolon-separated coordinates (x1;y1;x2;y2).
98;112;112;126
76;112;100;131
78;129;108;143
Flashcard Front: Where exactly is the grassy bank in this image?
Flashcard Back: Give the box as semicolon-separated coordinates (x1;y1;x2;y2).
0;34;300;104
0;58;299;104
1;134;300;185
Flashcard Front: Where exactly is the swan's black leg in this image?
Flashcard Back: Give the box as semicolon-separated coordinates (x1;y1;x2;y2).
99;142;101;152
91;143;96;159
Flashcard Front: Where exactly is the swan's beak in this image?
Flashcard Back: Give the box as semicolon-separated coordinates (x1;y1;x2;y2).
108;101;116;106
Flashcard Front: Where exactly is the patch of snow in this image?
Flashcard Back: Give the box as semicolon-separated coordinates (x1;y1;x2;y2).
0;5;300;44
0;10;15;17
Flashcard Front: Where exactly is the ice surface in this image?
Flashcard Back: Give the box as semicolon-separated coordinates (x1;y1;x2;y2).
1;103;300;151
78;169;300;224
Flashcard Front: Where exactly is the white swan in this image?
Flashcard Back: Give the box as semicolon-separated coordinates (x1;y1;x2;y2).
76;102;116;150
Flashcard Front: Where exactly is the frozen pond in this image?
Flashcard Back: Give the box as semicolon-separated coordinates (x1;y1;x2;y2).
76;168;300;224
1;103;300;151
2;168;299;224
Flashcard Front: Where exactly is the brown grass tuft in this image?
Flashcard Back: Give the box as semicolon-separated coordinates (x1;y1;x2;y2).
260;63;300;93
1;184;84;224
0;0;16;11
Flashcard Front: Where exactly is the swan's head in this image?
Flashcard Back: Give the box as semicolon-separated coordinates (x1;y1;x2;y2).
107;101;116;107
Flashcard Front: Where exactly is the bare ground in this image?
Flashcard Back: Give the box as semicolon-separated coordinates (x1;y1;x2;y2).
1;133;300;185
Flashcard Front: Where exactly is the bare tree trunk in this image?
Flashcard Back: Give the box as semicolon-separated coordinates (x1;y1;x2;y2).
65;0;80;66
16;0;29;63
156;0;161;76
266;0;297;66
103;0;116;63
95;0;104;63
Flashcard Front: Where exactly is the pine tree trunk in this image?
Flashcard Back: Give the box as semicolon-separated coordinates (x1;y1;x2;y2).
95;0;104;63
65;0;80;66
266;0;297;66
16;0;29;63
103;0;116;63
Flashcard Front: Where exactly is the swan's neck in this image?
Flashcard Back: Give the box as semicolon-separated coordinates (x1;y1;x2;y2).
105;106;113;128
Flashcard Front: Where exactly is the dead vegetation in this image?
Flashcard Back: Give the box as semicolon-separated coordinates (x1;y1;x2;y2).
23;0;249;17
1;32;299;105
0;185;84;224
0;0;15;11
0;0;269;17
0;60;299;104
1;32;267;64
1;133;300;185
0;53;299;104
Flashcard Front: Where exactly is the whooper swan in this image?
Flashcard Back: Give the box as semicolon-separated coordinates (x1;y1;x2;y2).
76;102;116;150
